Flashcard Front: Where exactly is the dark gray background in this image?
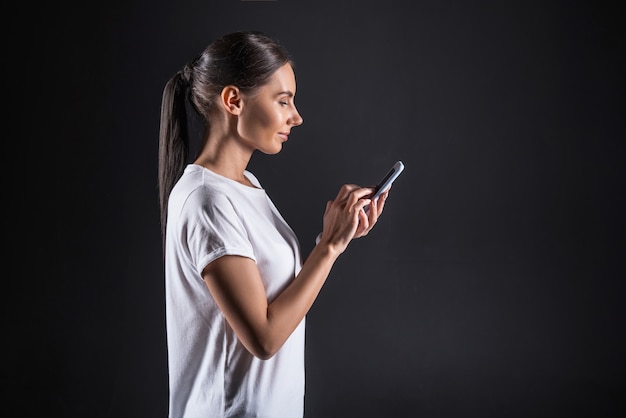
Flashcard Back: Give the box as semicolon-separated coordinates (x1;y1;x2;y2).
10;0;625;417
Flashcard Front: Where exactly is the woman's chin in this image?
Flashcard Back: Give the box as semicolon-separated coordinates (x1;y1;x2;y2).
259;144;283;155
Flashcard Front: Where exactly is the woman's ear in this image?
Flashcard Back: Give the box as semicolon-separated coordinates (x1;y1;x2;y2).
220;86;242;115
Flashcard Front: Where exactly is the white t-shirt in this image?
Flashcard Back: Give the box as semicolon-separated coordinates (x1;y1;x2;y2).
165;164;305;418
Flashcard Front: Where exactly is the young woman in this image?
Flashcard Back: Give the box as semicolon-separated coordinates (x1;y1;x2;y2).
158;31;390;417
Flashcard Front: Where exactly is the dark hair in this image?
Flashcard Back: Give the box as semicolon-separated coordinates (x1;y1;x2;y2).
158;31;293;244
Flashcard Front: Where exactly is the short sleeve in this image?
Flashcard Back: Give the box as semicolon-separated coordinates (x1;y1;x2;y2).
181;188;256;277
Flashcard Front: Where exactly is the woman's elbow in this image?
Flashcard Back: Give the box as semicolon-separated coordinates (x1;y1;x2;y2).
253;350;275;361
243;333;283;360
250;340;281;360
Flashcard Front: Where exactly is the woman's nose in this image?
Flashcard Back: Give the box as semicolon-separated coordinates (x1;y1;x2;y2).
290;107;303;127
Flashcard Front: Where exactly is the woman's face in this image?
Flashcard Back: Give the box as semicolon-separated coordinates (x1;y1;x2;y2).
237;64;303;154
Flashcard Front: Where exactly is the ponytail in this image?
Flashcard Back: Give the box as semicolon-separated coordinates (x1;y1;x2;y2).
158;71;190;246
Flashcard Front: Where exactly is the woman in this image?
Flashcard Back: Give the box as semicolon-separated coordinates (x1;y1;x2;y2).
158;31;390;417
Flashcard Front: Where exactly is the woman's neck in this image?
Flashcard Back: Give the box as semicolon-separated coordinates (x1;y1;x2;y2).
193;134;255;187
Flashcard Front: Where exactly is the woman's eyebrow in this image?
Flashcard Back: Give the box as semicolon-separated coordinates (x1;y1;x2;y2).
276;90;294;97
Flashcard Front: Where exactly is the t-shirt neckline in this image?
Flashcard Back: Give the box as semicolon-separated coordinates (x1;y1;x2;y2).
188;164;265;192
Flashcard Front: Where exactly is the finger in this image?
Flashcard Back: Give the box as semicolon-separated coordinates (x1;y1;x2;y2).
347;187;376;210
373;189;389;215
325;200;332;215
354;197;372;220
335;183;360;200
367;196;380;224
365;197;380;231
356;205;371;235
365;185;379;198
364;191;387;232
352;186;377;200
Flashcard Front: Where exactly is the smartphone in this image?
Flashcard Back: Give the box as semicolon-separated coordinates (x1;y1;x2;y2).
371;160;405;201
361;160;404;215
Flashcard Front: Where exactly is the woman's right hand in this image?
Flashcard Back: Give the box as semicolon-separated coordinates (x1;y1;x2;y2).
317;184;388;254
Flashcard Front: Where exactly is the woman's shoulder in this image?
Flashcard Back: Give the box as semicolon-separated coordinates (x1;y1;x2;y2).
170;166;226;205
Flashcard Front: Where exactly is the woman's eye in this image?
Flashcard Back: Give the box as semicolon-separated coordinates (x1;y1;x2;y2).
279;101;288;106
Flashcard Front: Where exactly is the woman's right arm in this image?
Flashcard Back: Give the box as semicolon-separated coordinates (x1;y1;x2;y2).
202;184;389;359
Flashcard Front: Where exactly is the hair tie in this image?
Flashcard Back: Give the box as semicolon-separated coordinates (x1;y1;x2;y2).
180;64;193;86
